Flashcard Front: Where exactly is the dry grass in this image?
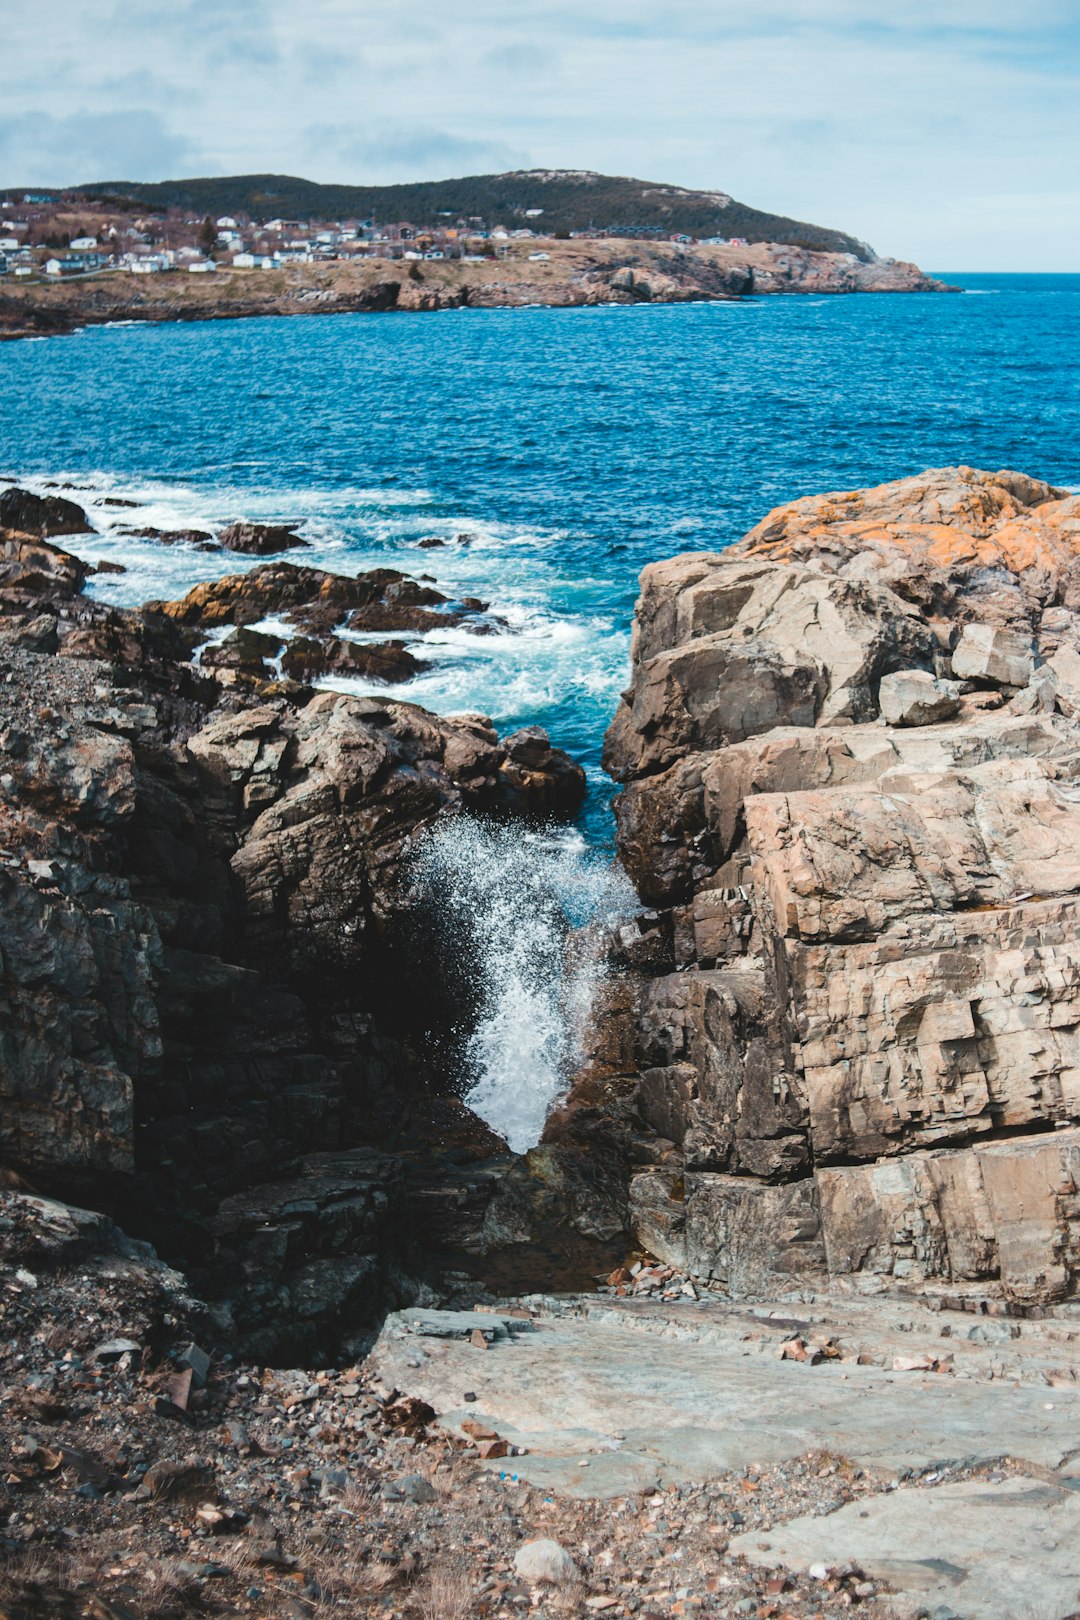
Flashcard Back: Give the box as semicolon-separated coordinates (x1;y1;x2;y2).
1;1547;75;1590
414;1560;474;1620
139;1558;204;1610
339;1478;375;1515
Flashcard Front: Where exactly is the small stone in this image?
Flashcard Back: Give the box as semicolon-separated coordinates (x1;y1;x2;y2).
398;1473;437;1503
176;1343;211;1389
91;1338;140;1363
461;1420;499;1441
514;1539;577;1585
166;1368;193;1411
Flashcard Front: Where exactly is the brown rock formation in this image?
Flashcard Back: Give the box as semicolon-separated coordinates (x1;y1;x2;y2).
605;465;1080;1306
217;519;309;555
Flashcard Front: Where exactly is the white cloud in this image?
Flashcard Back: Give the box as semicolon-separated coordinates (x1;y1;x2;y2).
302;124;529;180
0;109;201;186
1;1;1077;267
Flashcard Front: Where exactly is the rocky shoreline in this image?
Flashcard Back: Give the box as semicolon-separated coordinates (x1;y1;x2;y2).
0;241;953;341
4;463;1080;1618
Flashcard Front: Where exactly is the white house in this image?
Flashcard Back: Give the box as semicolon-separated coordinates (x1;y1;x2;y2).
43;258;63;275
70;236;97;250
528;251;551;261
231;252;256;268
0;237;19;251
216;216;238;229
14;266;33;277
188;260;216;273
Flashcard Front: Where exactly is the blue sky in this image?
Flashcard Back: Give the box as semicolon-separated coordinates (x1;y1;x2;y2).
2;0;1077;269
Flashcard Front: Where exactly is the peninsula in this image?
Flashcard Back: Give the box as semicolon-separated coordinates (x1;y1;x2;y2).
0;168;952;339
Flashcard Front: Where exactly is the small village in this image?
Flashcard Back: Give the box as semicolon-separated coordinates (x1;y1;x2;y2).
0;189;750;281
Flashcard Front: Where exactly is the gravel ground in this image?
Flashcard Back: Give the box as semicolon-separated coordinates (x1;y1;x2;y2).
1;1202;1012;1620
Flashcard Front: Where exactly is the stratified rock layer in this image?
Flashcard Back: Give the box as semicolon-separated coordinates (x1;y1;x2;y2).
604;465;1080;1305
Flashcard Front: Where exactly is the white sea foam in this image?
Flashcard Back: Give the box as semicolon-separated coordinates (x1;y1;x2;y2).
415;818;635;1154
7;465;630;750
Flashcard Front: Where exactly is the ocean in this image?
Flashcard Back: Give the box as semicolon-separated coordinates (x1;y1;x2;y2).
3;272;1079;848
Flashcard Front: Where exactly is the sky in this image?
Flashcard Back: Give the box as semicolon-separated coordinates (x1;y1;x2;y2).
2;0;1078;270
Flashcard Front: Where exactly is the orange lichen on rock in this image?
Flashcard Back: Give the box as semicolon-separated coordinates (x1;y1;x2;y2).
737;465;1080;582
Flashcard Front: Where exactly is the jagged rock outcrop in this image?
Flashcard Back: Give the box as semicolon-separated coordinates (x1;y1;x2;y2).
606;466;1080;1305
0;499;586;1357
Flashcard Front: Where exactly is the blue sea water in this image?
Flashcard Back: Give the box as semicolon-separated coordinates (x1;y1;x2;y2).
3;271;1079;845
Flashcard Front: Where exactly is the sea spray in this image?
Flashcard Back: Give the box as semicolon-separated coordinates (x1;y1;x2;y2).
415;816;635;1154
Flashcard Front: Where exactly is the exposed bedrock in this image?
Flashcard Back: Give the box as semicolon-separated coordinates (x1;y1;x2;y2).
601;464;1080;1306
0;495;588;1360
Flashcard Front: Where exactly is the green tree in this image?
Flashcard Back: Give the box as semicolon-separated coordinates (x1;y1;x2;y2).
196;216;217;256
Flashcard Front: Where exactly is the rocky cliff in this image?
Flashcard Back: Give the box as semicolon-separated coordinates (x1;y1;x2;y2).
602;464;1080;1306
0;491;594;1360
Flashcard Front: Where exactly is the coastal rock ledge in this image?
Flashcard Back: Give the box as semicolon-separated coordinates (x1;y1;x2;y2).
602;463;1080;1306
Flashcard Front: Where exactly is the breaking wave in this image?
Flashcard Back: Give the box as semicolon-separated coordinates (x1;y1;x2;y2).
415;818;635;1154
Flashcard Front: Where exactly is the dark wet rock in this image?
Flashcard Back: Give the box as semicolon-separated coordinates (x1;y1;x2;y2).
218;520;310;556
279;635;429;684
498;725;587;818
122;524;220;551
0;485;90;538
200;626;284;676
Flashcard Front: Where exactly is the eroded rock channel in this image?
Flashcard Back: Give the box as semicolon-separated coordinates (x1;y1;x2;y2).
5;465;1080;1618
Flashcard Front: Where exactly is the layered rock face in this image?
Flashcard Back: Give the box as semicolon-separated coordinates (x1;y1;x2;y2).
605;466;1080;1305
0;497;587;1358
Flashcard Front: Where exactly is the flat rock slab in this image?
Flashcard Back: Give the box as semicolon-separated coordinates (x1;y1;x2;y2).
372;1306;1080;1498
395;1308;535;1341
731;1475;1080;1620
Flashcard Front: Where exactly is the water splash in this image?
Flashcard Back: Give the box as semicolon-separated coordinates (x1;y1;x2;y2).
415;817;635;1154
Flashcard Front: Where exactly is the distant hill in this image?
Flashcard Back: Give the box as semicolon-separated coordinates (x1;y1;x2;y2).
72;169;874;260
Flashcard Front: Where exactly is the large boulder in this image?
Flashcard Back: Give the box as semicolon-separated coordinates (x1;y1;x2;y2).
0;486;90;538
217;519;309;555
